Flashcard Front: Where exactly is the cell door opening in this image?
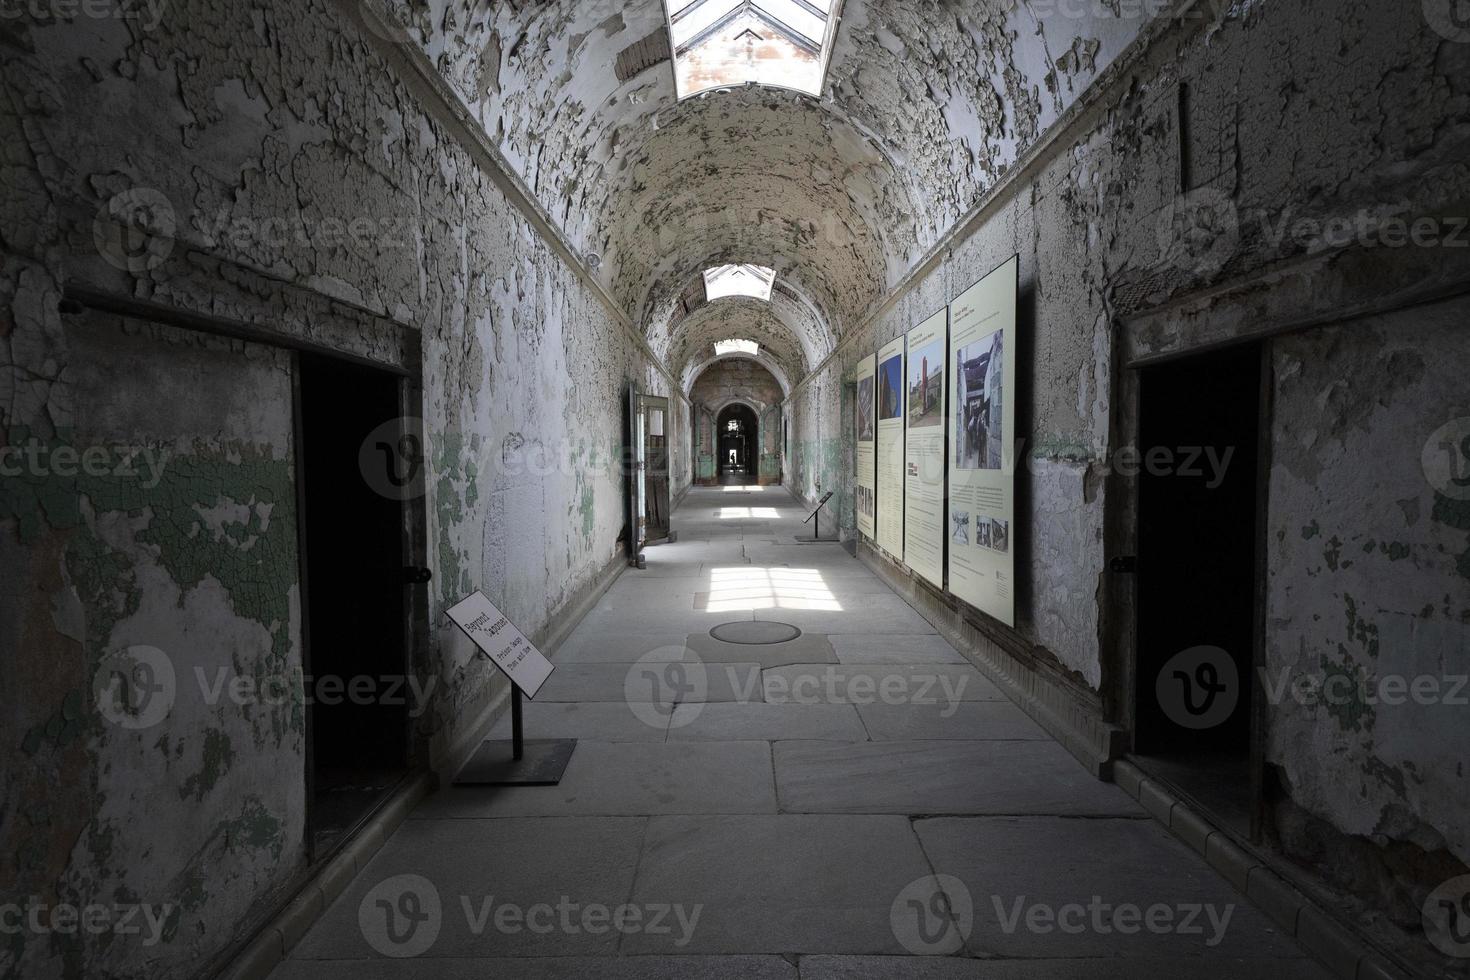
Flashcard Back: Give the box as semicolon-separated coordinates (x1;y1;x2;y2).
296;355;412;858
641;394;672;543
1134;342;1264;836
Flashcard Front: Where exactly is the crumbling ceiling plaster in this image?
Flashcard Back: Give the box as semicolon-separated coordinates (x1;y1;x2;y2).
403;0;1141;382
671;296;805;393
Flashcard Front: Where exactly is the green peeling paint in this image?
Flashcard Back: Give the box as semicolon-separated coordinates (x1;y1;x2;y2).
579;481;595;544
1430;494;1470;581
1319;651;1372;733
221;796;285;858
433;429;472;606
1;432;306;744
180;728;235;801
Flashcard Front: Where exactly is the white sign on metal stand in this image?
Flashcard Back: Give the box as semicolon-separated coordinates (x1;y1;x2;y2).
446;591;554;699
446;591;574;785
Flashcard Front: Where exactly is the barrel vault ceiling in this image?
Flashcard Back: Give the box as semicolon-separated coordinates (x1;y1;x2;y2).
386;0;1145;390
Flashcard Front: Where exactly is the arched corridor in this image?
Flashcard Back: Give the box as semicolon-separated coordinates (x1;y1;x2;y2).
3;1;1468;978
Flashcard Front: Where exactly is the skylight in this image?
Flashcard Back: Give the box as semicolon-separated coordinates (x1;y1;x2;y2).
665;0;841;98
715;339;761;357
704;264;775;301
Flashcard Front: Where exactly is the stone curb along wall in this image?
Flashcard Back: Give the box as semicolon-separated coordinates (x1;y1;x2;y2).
785;0;1470;955
0;4;681;979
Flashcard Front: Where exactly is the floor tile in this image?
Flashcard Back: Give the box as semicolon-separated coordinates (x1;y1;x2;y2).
755;598;936;635
684;629;838;666
621;815;934;954
486;701;671;742
774;741;1144;816
535;661;764;704
414;741;778;817
830;634;966;664
292;817;645;959
555;632;690;664
762;664;1003;705
913;817;1311;961
666;702;868;741
857;702;1049;740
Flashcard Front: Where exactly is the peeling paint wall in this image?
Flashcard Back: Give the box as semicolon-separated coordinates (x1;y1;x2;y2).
788;359;850;529
1266;304;1470;908
0;2;676;976
2;316;304;979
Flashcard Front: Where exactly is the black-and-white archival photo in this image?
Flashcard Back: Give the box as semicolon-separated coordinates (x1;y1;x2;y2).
955;328;1004;470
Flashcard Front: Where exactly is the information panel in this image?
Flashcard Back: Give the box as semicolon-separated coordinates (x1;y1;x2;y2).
875;335;906;558
946;256;1018;627
447;591;555;698
854;354;877;539
904;310;947;589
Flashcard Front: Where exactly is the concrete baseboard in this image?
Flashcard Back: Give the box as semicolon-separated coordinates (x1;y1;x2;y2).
214;771;433;980
856;541;1124;777
1112;759;1411;980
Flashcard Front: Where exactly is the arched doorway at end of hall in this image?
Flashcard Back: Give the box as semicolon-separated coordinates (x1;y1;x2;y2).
716;404;759;483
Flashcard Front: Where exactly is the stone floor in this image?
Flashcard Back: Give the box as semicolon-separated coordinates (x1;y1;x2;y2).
269;485;1328;978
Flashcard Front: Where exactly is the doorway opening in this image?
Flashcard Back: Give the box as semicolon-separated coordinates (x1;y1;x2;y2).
717;404;758;482
296;355;412;858
1133;342;1263;837
641;393;672;543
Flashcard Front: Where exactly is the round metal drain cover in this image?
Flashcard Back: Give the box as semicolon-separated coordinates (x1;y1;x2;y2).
709;621;802;645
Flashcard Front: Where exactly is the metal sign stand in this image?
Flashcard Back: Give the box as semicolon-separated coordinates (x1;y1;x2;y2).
443;592;576;786
454;684;576;786
795;491;837;543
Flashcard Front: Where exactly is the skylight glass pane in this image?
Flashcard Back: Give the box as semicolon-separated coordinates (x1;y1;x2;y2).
666;0;842;98
754;0;826;45
715;339;761;356
672;0;742;48
705;264;775;301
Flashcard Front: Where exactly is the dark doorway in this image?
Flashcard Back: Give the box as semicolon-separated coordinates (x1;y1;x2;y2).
296;355;412;858
1134;342;1263;836
717;404;758;480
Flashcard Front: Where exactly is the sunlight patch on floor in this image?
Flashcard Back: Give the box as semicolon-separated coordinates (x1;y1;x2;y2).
718;507;780;519
706;566;843;612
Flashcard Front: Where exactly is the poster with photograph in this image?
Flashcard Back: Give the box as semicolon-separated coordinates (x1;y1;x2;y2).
946;255;1018;627
875;336;905;559
904;310;947;590
854;354;877;539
